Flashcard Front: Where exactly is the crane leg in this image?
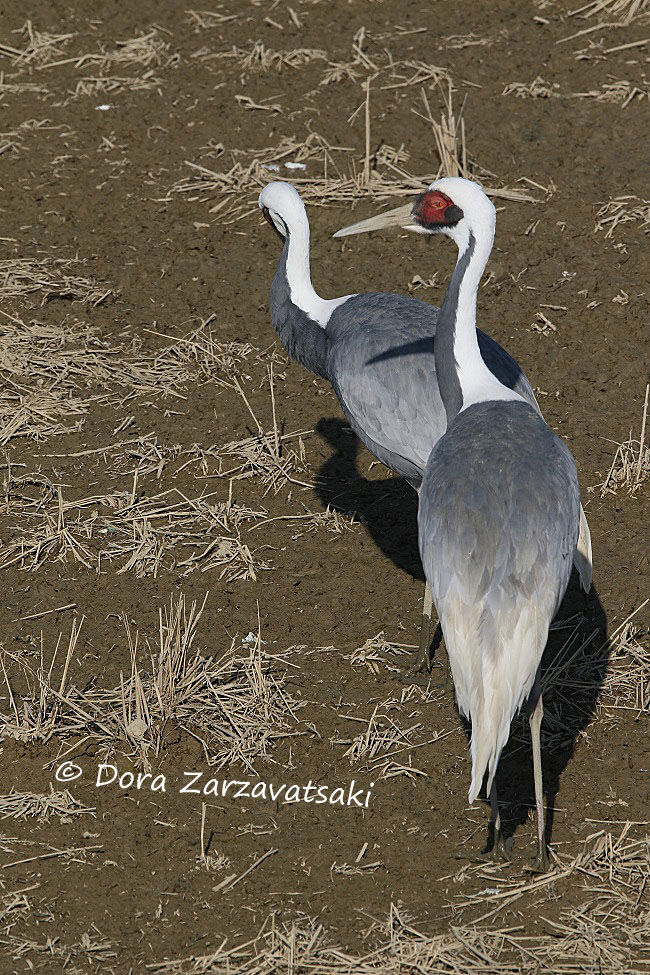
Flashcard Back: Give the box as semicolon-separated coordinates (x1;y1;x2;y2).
490;781;508;860
528;675;549;871
408;582;433;674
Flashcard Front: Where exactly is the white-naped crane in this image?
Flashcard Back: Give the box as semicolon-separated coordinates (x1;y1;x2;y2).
338;176;585;867
259;181;592;674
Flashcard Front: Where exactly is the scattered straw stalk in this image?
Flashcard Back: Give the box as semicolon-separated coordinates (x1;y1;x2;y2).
595;195;650;237
570;0;650;24
599;384;649;495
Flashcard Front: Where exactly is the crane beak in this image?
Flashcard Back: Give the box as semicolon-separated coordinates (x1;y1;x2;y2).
332;202;415;238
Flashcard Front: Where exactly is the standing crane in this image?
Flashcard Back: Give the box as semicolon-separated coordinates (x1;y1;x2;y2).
259;181;591;673
340;177;583;866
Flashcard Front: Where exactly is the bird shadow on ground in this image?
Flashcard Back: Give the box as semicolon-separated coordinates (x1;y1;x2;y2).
314;416;423;581
315;416;610;861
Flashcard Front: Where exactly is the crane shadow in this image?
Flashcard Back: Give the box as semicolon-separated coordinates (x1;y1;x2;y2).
314;416;610;860
314;416;423;582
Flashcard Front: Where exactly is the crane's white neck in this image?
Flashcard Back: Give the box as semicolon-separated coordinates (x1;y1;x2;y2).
282;219;353;329
442;221;523;418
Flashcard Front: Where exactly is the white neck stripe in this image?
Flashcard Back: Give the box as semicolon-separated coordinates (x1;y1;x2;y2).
284;227;354;328
450;227;523;412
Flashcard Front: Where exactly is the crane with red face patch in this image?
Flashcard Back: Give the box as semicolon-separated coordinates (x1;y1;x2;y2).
335;176;589;868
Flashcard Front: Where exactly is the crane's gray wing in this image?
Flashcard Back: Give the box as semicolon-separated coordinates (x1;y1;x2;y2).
418;402;580;798
420;403;579;621
327;293;445;484
326;292;538;484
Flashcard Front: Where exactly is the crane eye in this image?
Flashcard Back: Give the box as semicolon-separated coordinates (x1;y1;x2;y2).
430;198;445;208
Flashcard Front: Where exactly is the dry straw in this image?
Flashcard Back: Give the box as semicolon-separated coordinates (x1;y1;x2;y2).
599;384;650;496
0;594;302;768
570;0;650;24
214;40;326;71
167;76;539;225
149;871;650;973
595;195;650;237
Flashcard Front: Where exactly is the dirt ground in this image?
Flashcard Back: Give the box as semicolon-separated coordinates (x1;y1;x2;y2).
0;0;648;972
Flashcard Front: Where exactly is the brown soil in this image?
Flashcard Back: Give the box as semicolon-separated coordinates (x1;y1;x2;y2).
0;0;648;972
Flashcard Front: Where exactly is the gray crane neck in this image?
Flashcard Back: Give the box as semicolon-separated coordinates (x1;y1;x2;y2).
434;232;476;423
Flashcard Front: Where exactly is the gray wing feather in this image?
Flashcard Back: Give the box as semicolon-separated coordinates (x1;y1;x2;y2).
326;293;540;485
420;402;579;617
418;402;580;799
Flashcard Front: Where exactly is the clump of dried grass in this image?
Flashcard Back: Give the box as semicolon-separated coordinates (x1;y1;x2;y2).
570;0;650;24
57;27;180;98
217;40;326;71
0;471;269;581
0;315;192;446
0;595;301;768
373;142;410;167
0;482;95;571
574;78;650;106
0;787;94;821
71;75;162;97
218;427;311;496
503;77;561;98
0;76;48;97
409;272;440;290
561;821;650;893
412;81;470;179
0;118;58;156
345;632;411;675
599;384;649;496
110;491;268;582
531;310;557;334
321;27;379;85
0;313;268;447
504;77;649;107
442;32;499;49
1;926;115;965
90;27;179;71
167;130;354;219
187;9;240;31
332;700;445;780
595;195;650;237
0;887;34;929
144;316;263;390
381;60;451;92
601;604;649;716
249;504;359;540
12;20;74;66
148;884;650;974
331;857;383;875
321;27;452;90
0;257;113;305
213;375;312;495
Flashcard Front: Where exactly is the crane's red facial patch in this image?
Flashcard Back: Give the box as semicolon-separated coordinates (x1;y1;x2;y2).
413;190;462;229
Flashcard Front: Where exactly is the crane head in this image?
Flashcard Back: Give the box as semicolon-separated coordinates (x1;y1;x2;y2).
258;181;308;243
333;177;495;247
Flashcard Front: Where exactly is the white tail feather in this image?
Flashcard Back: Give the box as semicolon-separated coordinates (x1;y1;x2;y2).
442;601;544;804
573;504;592;594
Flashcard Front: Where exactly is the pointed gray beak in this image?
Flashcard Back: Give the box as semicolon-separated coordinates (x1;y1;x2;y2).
332;202;415;238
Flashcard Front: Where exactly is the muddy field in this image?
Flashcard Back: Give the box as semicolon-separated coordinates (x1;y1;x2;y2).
0;0;648;972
